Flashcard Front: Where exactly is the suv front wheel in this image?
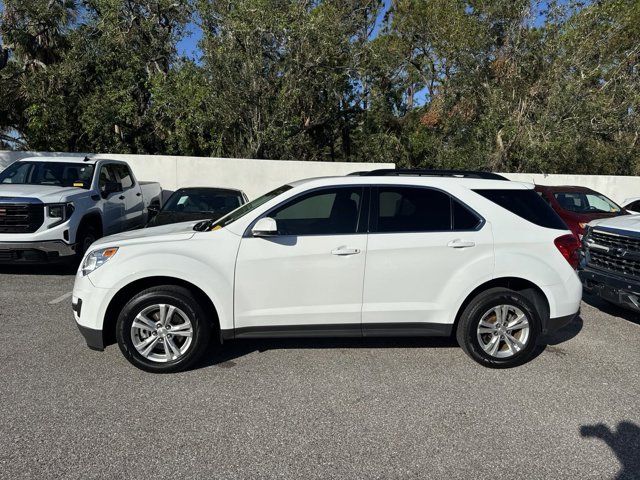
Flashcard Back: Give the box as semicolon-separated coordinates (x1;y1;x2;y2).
456;287;541;368
116;285;213;373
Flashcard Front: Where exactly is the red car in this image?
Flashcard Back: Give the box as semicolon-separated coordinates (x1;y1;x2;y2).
534;185;627;237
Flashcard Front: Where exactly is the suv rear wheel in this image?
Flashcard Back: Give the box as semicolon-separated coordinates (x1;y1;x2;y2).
116;285;213;373
456;287;541;368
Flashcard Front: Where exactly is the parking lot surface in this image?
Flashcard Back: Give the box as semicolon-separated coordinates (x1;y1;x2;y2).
0;266;638;479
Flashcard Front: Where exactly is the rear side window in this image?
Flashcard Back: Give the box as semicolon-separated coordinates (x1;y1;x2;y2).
475;189;567;230
374;187;451;233
453;199;482;230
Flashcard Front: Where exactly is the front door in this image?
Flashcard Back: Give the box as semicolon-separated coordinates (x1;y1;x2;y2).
97;163;125;235
234;186;368;335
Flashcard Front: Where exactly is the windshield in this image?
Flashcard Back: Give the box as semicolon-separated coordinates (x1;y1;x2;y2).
201;184;292;231
554;191;621;214
0;161;95;189
163;188;243;215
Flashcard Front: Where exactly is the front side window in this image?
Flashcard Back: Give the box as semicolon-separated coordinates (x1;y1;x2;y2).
373;186;451;233
554;192;621;214
98;164;119;193
270;187;363;236
0;161;94;189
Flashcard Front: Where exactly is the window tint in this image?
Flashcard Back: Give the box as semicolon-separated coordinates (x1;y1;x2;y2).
475;189;567;230
114;164;134;189
453;199;481;230
98;164;118;192
271;187;362;235
374;187;451;232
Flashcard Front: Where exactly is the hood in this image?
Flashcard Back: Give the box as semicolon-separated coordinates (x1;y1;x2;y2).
0;184;83;203
563;210;621;222
92;221;199;249
589;214;640;231
146;211;218;228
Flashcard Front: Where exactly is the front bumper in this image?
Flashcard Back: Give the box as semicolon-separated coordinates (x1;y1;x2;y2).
0;240;76;263
579;267;640;312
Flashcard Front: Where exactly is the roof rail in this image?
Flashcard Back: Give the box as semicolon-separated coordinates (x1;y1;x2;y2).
350;169;508;180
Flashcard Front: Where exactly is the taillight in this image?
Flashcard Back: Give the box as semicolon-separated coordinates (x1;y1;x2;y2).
554;234;581;269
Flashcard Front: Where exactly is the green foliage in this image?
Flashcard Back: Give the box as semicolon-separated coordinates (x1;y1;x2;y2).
0;0;638;174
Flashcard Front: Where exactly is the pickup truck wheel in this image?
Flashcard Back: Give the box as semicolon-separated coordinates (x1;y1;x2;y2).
116;286;212;373
456;288;541;368
76;225;98;258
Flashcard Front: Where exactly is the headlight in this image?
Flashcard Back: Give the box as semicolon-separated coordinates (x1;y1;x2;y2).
47;202;75;228
82;247;118;276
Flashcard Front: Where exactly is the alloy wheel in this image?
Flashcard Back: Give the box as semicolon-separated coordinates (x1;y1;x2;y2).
130;304;194;363
476;305;530;358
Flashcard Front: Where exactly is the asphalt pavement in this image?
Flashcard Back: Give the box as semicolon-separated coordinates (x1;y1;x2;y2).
0;266;638;479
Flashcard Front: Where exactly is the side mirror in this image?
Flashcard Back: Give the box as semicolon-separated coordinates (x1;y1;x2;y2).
101;181;122;199
148;204;160;218
252;217;278;237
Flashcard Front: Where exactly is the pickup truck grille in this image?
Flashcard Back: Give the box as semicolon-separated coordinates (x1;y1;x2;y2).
0;203;45;233
585;229;640;279
590;230;640;252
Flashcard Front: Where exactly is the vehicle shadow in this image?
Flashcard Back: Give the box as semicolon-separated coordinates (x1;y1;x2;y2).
195;317;583;370
582;293;640;326
580;421;640;480
197;336;458;370
0;262;78;276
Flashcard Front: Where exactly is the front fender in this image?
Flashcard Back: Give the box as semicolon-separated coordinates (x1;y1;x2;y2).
88;232;240;330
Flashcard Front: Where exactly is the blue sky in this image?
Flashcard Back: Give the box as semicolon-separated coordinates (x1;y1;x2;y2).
176;1;551;60
176;0;393;60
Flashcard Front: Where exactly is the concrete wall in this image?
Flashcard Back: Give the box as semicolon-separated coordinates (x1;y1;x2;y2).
2;151;640;203
0;151;393;200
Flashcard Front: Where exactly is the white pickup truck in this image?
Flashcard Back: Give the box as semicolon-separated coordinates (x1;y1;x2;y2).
0;156;161;263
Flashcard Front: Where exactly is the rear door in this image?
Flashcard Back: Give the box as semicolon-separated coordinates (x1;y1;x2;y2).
362;185;494;334
114;164;144;230
234;186;368;334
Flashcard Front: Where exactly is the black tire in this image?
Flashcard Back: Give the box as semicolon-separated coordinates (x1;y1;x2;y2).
456;287;542;368
76;223;99;260
116;285;213;373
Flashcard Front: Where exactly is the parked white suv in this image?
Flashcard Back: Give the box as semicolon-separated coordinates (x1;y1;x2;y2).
72;173;582;372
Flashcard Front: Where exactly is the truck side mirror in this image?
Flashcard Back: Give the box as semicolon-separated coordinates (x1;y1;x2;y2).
252;217;278;237
101;181;122;199
148;204;160;218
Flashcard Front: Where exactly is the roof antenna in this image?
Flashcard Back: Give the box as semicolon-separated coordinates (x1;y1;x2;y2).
83;156;92;162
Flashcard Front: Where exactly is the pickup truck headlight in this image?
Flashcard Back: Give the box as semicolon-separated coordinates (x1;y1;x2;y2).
47;202;75;228
82;247;118;276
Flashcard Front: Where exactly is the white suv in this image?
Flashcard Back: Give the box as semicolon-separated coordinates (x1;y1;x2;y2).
72;173;582;372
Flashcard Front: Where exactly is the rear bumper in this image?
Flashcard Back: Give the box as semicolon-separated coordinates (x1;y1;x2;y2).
0;240;76;263
579;267;640;312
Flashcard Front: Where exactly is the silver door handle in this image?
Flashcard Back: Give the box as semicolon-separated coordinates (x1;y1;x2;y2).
447;239;476;249
331;247;361;256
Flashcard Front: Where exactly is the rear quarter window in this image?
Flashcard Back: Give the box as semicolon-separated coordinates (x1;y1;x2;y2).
474;189;567;230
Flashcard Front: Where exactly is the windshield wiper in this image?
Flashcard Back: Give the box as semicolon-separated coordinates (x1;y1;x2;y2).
193;219;213;232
